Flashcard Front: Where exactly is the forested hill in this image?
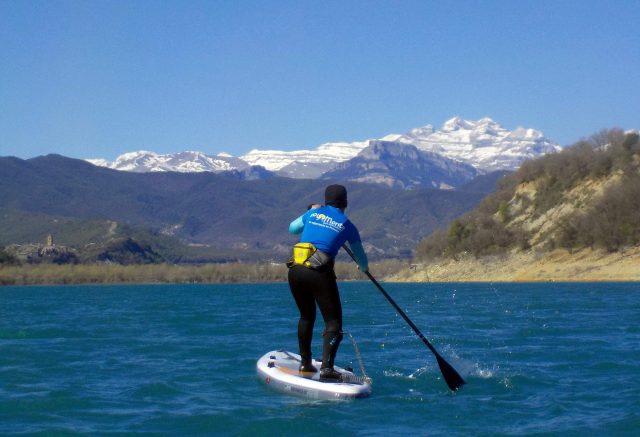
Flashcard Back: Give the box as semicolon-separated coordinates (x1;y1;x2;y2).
0;154;503;261
415;129;640;260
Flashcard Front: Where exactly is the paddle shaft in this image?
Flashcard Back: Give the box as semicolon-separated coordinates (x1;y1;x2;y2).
343;246;440;355
342;245;465;390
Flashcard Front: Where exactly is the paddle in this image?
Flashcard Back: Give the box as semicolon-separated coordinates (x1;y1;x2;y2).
342;245;465;391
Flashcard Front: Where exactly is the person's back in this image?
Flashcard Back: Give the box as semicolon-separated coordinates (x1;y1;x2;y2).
286;184;368;380
291;205;360;258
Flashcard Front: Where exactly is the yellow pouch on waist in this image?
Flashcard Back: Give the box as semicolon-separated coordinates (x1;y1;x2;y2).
292;242;317;267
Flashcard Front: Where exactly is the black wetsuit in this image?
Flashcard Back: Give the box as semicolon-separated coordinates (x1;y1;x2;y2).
289;184;368;372
287;202;368;371
288;263;342;369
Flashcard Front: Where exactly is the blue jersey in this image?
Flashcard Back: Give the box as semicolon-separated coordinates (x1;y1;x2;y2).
289;206;361;258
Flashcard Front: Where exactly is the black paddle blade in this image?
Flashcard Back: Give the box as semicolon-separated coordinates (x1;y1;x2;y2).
436;354;465;391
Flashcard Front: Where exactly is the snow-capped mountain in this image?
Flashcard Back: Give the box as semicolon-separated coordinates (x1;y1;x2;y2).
322;140;478;189
242;117;558;174
87;118;560;185
87;150;250;173
382;117;560;172
240;140;370;178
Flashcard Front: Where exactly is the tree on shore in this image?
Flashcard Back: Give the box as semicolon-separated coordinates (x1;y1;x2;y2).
0;246;20;266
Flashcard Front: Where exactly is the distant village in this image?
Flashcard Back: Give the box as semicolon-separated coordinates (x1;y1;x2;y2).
6;235;78;264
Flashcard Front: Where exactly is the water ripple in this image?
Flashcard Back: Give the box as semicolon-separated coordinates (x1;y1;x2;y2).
1;282;638;435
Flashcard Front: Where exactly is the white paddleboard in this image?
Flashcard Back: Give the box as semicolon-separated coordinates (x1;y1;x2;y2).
257;350;372;400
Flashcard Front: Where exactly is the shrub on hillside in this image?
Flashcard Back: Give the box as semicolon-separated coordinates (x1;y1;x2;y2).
0;246;20;266
82;238;165;265
416;130;640;260
558;173;640;251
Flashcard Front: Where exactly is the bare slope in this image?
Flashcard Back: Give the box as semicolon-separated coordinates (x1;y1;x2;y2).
397;129;640;281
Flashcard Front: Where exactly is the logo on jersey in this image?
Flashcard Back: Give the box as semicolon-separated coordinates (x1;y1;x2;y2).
309;212;345;233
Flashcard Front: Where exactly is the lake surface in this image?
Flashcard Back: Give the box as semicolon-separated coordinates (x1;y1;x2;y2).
1;282;638;435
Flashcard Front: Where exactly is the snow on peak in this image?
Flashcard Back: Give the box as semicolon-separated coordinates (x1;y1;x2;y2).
240;140;370;173
442;116;475;132
86;158;110;167
89;150;250;173
120;150;156;158
406;124;436;138
86;117;560;176
387;117;559;172
240;117;557;175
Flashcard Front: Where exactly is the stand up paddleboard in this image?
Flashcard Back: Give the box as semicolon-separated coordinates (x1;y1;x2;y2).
257;350;372;400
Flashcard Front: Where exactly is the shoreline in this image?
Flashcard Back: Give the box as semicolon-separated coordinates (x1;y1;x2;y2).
2;250;638;285
388;247;640;283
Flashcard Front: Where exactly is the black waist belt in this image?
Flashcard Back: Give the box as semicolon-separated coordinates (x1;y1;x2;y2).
305;249;334;270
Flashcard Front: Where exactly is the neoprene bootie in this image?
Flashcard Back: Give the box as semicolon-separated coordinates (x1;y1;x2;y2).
321;328;343;370
299;355;317;373
320;367;341;380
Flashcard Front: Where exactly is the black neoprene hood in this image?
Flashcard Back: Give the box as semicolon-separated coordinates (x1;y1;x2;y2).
324;184;348;209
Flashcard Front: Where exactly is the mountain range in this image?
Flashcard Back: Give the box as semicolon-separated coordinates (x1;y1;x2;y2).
1;117;561;262
88;117;560;189
0;154;508;260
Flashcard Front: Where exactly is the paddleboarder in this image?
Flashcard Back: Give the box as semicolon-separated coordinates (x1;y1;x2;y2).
287;184;369;380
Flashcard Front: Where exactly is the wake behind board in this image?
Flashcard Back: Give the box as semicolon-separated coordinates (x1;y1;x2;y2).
257;350;372;400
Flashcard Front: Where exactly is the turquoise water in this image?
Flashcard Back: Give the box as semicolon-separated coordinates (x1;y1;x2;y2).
1;282;638;435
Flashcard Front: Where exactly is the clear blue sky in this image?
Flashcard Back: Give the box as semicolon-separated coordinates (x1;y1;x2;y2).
1;0;638;160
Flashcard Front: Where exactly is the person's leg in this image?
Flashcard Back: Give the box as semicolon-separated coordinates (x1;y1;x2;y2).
288;266;318;371
313;271;343;378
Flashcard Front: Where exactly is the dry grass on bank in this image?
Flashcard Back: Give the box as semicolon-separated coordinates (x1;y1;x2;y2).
0;259;407;286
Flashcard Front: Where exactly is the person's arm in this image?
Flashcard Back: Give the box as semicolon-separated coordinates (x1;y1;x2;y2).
347;240;368;272
289;214;305;234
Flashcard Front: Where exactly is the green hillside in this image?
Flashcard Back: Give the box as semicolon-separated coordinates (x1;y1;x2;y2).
0;209;116;247
0;208;268;265
416;129;640;260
